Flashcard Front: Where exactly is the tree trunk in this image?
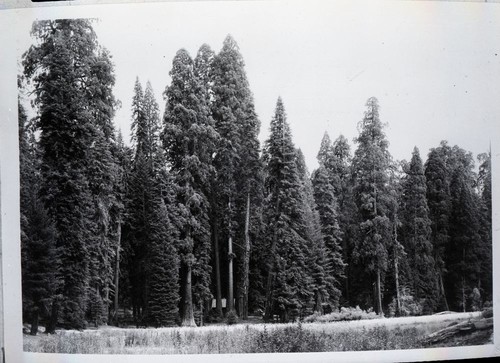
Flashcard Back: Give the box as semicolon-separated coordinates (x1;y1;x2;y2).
462;277;466;313
264;227;279;321
241;193;251;320
394;225;401;316
394;252;401;316
376;268;383;316
199;300;204;327
438;271;449;311
228;234;235;313
30;307;39;336
264;195;280;321
211;193;223;319
46;299;59;334
314;291;323;314
113;222;121;324
104;282;109;325
181;263;196;327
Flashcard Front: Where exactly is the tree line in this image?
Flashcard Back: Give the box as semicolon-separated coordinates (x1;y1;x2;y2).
19;19;492;333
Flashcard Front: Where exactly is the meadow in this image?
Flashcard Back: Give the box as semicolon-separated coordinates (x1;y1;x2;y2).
23;312;485;354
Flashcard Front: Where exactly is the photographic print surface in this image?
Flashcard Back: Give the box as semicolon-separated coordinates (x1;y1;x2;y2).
14;0;498;356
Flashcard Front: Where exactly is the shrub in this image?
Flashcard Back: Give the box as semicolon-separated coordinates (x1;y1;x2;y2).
470;288;482;312
387;287;422;317
303;306;377;323
226;310;238;325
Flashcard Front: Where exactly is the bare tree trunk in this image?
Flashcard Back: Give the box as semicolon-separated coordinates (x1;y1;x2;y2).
376;268;383;316
438;271;449;311
264;228;278;321
241;193;251;320
104;282;109;324
30;307;39;336
113;222;121;324
181;263;196;327
265;194;280;321
228;234;235;313
394;225;401;316
46;299;59;334
462;277;466;313
211;192;223;318
199;300;204;327
394;255;401;316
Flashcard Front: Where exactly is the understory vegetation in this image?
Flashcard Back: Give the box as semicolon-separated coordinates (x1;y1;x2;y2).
23;312;484;354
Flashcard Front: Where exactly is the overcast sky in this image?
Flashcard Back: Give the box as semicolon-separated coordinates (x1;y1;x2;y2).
17;0;500;172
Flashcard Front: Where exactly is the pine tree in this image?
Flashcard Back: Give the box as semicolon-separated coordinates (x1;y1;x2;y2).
399;147;436;313
262;98;312;322
351;97;394;315
162;49;217;326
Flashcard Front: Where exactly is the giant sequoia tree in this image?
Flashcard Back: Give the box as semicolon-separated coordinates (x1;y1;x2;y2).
351;97;395;315
23;19;118;329
162;49;218;326
211;35;263;318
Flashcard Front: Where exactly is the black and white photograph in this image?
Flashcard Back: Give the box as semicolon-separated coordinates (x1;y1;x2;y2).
1;0;499;361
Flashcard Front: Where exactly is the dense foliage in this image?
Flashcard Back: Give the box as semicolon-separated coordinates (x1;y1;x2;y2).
20;20;492;333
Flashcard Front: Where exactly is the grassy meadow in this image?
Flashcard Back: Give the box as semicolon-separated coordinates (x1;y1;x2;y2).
23;312;486;354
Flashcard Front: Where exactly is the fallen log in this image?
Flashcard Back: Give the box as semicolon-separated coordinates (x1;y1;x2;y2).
423;315;493;346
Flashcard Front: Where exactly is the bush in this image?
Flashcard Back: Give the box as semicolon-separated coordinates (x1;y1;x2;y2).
247;323;327;353
206;308;223;324
387;287;422;317
226;310;238;325
303;306;378;323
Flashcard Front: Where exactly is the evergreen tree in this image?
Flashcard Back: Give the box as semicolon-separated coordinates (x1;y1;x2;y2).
162;49;217;326
332;135;357;305
447;149;483;312
19;100;60;335
108;131;131;324
23;19;116;328
262;98;312;322
84;46;119;326
311;165;344;310
124;78;180;326
211;35;263;318
399;147;436;313
424;142;452;311
476;151;492;303
351;97;394;315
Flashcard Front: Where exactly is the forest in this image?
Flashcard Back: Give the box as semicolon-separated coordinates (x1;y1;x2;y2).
19;19;492;335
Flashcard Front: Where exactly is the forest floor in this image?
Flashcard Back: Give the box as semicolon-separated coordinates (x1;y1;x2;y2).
23;311;492;354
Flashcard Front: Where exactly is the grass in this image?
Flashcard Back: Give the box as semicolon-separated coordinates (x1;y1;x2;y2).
23;312;485;354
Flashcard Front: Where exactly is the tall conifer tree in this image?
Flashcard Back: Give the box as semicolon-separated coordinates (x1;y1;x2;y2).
23;19;117;328
211;35;263;318
163;49;218;326
262;98;312;322
399;147;436;313
351;97;394;315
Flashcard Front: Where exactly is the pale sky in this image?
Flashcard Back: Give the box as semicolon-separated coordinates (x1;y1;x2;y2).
16;0;500;172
